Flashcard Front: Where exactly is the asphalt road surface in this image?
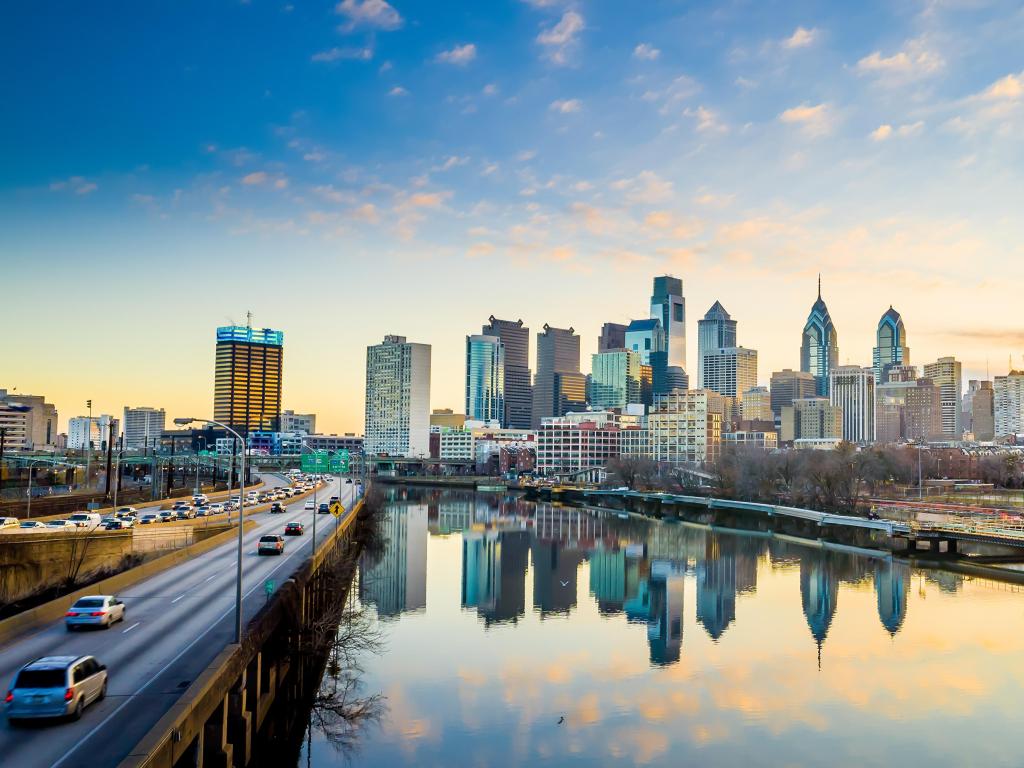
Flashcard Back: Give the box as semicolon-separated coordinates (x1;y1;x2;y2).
0;475;358;768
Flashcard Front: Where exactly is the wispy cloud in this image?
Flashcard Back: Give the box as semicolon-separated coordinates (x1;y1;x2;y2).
870;121;924;141
436;43;477;65
241;171;268;185
686;105;727;134
49;176;97;195
612;170;674;204
855;38;944;82
633;43;660;61
335;0;402;32
782;26;819;50
537;10;584;65
549;98;581;113
778;102;835;137
388;86;408;96
311;46;372;62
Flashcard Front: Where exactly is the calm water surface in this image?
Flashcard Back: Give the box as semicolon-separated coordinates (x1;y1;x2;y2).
304;488;1024;767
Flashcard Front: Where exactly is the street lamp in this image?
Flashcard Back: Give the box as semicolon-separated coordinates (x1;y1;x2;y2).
176;417;246;644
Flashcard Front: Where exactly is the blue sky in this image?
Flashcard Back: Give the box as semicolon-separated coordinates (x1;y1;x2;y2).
2;0;1023;431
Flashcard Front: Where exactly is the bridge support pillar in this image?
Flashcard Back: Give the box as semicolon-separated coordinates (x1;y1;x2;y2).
227;680;253;766
202;694;233;768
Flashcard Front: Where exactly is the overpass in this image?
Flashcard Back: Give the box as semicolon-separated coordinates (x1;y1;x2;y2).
0;476;362;767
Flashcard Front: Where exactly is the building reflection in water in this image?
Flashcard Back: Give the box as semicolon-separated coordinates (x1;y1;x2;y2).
366;491;923;665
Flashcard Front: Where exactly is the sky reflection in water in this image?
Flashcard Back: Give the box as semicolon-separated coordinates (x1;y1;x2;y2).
306;488;1024;767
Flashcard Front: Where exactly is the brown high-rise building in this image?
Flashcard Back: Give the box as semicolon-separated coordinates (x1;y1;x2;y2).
532;325;582;428
904;379;943;441
213;325;284;436
597;322;628;353
770;369;817;417
482;317;531;429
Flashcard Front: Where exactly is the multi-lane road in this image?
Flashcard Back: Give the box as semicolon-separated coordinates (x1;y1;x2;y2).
0;474;358;767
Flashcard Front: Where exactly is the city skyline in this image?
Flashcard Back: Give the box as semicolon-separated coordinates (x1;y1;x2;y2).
3;1;1024;434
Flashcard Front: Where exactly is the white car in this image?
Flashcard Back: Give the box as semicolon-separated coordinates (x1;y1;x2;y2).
46;520;76;529
65;595;126;630
19;521;47;530
67;513;102;529
208;503;225;514
303;500;315;510
0;517;19;529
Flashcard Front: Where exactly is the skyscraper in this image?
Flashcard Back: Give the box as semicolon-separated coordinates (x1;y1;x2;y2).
966;380;995;441
465;334;505;424
769;369;817;417
624;318;665;365
829;366;875;443
589;350;643;410
922;357;962;439
697;301;737;386
650;275;687;378
213;324;283;436
365;335;432;457
701;347;757;400
532;325;584;427
122;406;166;449
904;379;943;441
994;372;1024;438
482;317;531;430
597;322;629;353
800;277;839;397
872;307;910;384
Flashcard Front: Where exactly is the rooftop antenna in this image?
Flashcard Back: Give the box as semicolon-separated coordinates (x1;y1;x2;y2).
817;273;822;300
246;310;253;330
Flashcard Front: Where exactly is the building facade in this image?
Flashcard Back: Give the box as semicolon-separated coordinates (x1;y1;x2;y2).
770;369;817;417
302;433;364;453
702;347;758;403
532;325;583;428
648;390;723;466
68;415;119;451
872;307;910;384
800;278;839;397
650;275;687;375
0;389;58;450
624;318;665;367
829;366;875;443
965;380;995;441
589;350;643;411
280;410;316;435
741;386;772;422
482;317;532;430
904;379;943;441
780;398;842;443
697;301;737;386
365;335;432;457
994;372;1024;438
922;357;962;439
465;334;505;425
597;322;628;353
536;411;622;478
213;325;284;436
122;406;166;449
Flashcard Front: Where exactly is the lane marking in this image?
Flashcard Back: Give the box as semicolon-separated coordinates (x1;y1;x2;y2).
204;573;218;583
171;594;185;604
122;622;140;634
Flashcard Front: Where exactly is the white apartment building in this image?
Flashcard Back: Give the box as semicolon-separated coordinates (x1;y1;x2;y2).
439;430;475;460
647;390;723;466
829;366;875;443
67;415;119;450
994;371;1024;438
923;357;962;439
122;406;165;449
364;335;431;457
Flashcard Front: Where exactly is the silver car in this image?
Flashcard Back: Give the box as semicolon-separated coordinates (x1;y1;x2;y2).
65;595;126;630
5;655;107;722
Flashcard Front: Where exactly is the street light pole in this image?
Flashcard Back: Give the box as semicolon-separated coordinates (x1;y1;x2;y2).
84;399;93;492
176;417;246;644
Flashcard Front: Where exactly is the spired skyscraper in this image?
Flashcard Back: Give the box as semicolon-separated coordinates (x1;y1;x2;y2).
482;317;531;430
465;335;505;424
800;276;839;397
213;323;283;437
649;275;687;392
697;301;737;386
873;307;910;385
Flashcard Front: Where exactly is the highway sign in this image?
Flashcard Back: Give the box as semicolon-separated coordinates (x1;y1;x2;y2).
328;450;350;473
329;501;344;518
300;452;329;472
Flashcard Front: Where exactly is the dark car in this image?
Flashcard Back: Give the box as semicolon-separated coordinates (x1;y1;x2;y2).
318;503;330;514
345;479;353;484
329;496;339;505
270;502;284;514
284;522;304;536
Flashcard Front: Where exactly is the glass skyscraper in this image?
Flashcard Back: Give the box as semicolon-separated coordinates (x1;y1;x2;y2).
589;349;643;410
213;324;284;436
697;301;738;386
800;277;839;397
465;334;505;424
872;306;910;384
650;275;686;375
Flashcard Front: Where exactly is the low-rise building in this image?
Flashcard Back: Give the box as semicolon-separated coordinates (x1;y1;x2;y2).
303;433;364;454
780;398;842;443
280;410;316;435
647;390;724;466
723;431;778;451
0;389;59;450
537;411;623;478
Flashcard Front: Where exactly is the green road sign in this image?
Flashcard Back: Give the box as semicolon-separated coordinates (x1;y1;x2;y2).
301;451;329;472
328;450;350;473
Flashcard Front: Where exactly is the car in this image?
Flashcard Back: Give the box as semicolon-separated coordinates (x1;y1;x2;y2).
329;496;339;505
0;517;19;529
65;595;126;630
171;502;193;513
101;517;117;526
195;506;211;517
158;511;176;523
257;535;284;555
175;509;193;520
67;513;102;529
223;501;238;512
46;520;75;529
104;520;128;531
345;478;353;484
208;503;225;515
19;521;47;530
115;506;137;517
303;500;315;511
318;503;330;515
191;494;209;506
5;655;108;722
284;521;304;536
270;502;285;514
139;514;159;525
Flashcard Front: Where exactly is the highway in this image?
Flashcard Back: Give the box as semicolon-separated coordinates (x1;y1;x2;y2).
0;474;358;767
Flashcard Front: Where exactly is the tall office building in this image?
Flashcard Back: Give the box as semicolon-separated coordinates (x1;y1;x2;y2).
770;369;817;417
697;301;737;386
922;357;962;439
365;335;432;457
965;380;994;441
702;347;757;401
122;406;166;449
0;389;58;450
465;334;505;424
994;372;1024;438
213;324;284;436
650;275;687;384
800;277;839;397
624;319;665;366
482;317;531;430
532;325;584;428
741;386;773;422
829;366;875;443
597;322;629;353
904;379;943;441
874;367;920;443
589;350;643;410
872;307;910;384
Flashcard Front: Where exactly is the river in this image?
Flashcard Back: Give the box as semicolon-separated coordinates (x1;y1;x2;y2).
297;487;1024;767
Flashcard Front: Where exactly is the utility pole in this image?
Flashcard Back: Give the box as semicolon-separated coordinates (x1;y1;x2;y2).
84;399;93;492
0;426;6;490
113;436;123;509
104;420;115;499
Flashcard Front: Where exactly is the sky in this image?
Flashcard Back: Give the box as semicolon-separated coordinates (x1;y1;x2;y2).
2;0;1023;435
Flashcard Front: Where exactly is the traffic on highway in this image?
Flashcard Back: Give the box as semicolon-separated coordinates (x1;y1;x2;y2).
0;473;359;767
